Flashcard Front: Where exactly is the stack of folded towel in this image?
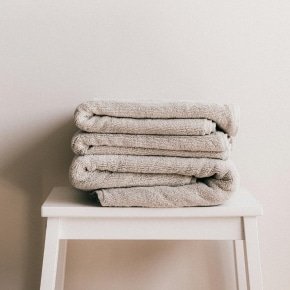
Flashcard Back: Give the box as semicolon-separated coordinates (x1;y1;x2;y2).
69;100;240;207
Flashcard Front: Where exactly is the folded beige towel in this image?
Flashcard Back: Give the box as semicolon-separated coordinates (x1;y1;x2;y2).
95;183;235;207
72;131;231;160
74;101;239;136
70;155;238;207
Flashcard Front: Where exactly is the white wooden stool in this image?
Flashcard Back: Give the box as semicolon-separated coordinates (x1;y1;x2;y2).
40;186;263;290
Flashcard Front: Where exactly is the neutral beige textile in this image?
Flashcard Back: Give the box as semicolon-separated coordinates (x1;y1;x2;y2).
70;155;238;207
95;183;235;207
71;131;231;160
74;101;239;136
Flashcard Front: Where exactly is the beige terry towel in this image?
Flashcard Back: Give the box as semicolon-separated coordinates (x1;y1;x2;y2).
69;155;238;207
71;131;231;160
74;101;239;136
94;183;235;207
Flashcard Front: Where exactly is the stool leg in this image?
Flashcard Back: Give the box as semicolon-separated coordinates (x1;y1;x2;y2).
40;218;61;290
55;240;67;290
233;240;247;290
233;241;242;290
243;217;263;290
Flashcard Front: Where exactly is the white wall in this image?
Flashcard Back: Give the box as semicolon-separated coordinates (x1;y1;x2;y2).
1;0;290;289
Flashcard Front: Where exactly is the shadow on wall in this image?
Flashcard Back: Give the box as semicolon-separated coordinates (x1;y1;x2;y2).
65;240;235;290
0;119;75;290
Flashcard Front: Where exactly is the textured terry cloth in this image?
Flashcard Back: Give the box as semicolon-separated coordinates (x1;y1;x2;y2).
69;155;238;207
94;182;236;207
74;101;239;136
71;131;231;160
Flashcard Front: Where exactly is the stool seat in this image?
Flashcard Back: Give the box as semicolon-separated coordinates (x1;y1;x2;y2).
40;186;263;290
42;187;262;218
